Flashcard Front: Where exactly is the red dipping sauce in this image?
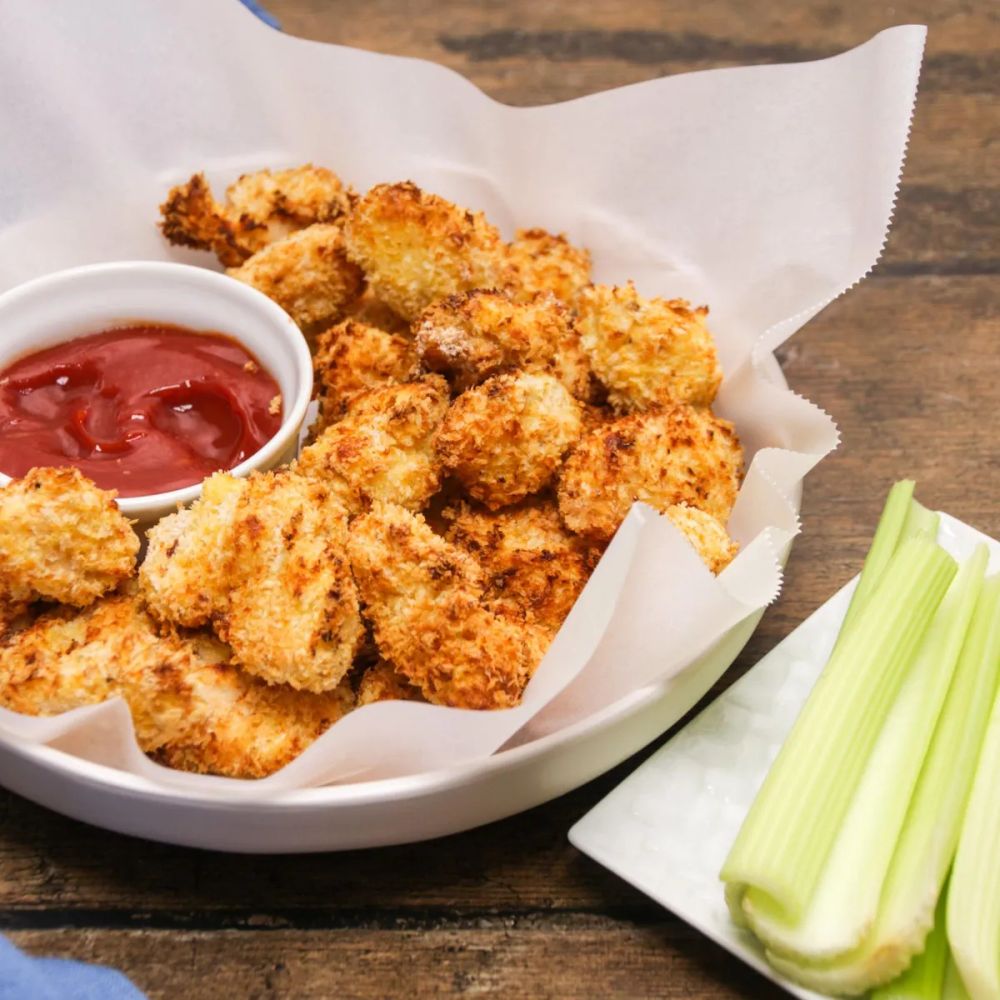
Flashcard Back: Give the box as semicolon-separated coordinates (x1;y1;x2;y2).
0;325;283;497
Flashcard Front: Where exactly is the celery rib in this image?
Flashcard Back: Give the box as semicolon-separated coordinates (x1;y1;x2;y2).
744;547;987;962
720;536;956;922
947;585;1000;1000
870;890;948;1000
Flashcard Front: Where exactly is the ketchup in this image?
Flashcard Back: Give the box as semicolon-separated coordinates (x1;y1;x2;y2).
0;325;283;497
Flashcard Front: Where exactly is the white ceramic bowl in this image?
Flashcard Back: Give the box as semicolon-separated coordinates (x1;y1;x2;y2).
0;261;313;528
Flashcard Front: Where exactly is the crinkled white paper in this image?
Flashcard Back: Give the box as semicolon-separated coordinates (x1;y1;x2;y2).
0;0;924;792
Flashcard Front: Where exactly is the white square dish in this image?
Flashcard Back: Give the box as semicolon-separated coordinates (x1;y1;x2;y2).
569;511;1000;999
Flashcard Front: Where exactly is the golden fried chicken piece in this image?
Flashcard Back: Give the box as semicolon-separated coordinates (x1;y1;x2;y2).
159;166;353;267
227;223;365;334
664;503;739;573
0;595;354;778
444;499;601;635
578;282;722;411
343;289;410;335
216;470;365;692
435;372;583;510
140;472;246;628
558;405;743;542
414;289;591;399
312;319;419;431
356;659;425;707
348;503;549;709
344;182;503;321
501;228;592;305
0;467;138;608
296;376;449;513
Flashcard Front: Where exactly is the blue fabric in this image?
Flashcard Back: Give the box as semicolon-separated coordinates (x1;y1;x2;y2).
0;936;145;999
239;0;281;29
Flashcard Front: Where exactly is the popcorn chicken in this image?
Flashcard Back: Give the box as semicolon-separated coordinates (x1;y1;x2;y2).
227;223;365;334
348;503;549;709
344;182;503;321
578;282;722;411
159;166;353;267
414;289;592;399
312;319;419;431
296;376;449;513
216;470;365;692
140;472;246;628
665;503;739;573
501;228;592;305
0;467;138;608
558;405;743;542
435;372;583;509
444;499;601;635
343;289;410;335
356;659;425;707
0;594;354;779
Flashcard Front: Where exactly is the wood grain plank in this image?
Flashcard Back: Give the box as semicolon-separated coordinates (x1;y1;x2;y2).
0;275;993;918
9;924;786;999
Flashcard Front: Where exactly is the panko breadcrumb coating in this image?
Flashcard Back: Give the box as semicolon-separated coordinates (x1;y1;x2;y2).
435;372;583;510
312;319;419;431
296;376;449;513
216;470;365;692
578;282;722;411
343;289;411;335
140;472;246;628
348;503;549;709
159;166;353;267
0;595;354;778
0;467;138;608
227;223;365;334
664;503;739;574
444;499;601;635
501;228;592;305
356;659;425;707
558;405;743;542
414;289;591;399
344;182;503;321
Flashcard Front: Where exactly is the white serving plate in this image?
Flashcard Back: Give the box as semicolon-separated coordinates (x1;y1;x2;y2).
570;511;1000;998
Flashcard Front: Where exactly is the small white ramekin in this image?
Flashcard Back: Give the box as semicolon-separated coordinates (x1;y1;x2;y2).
0;261;313;529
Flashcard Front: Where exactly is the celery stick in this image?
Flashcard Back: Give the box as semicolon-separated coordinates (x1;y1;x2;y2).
836;480;916;638
870;891;948;999
762;570;1000;994
948;586;1000;1000
744;546;987;960
721;537;956;923
943;954;972;1000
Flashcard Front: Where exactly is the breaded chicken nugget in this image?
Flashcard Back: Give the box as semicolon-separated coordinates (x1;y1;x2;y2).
348;503;549;709
501;228;592;305
444;499;600;635
414;289;591;399
343;289;410;335
664;503;739;573
0;467;138;608
217;470;365;692
344;182;503;321
356;659;425;707
227;223;365;334
558;405;743;542
435;372;583;509
296;376;449;513
578;282;722;411
140;472;246;628
312;319;419;431
0;595;353;778
160;166;353;267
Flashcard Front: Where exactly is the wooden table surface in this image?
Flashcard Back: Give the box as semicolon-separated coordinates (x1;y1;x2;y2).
5;1;997;996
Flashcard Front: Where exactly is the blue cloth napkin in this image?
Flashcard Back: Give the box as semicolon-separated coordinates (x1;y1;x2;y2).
0;936;145;1000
